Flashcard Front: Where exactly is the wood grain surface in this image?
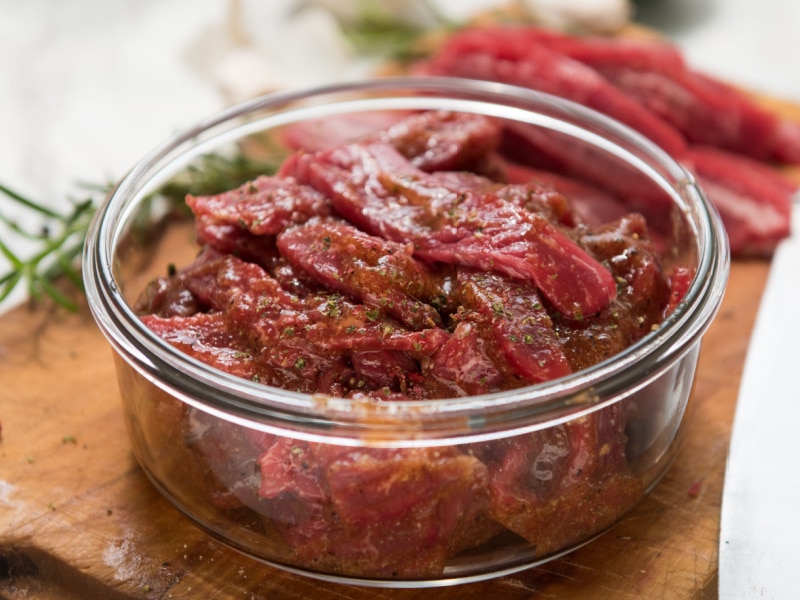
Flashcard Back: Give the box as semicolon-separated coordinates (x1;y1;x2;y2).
0;257;769;599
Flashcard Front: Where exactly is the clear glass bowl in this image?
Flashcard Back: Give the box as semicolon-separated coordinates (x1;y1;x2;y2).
82;77;729;587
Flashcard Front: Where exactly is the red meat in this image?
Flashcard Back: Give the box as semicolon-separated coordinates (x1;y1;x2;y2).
506;26;687;74
134;109;688;577
375;109;503;173
413;25;796;256
277;220;444;330
469;405;643;556
143;250;451;397
687;146;794;257
140;312;259;381
426;321;508;397
254;439;495;577
415;26;687;158
284;140;617;320
279;109;412;153
502;160;630;227
499;114;677;230
558;213;671;371
455;269;572;383
281;109;502;175
187;175;332;236
481;25;800;165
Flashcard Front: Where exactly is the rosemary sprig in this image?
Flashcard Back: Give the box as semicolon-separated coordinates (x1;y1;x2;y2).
337;0;457;61
0;150;277;312
0;184;102;312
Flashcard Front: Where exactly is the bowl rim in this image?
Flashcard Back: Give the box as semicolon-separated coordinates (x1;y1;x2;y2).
82;76;730;443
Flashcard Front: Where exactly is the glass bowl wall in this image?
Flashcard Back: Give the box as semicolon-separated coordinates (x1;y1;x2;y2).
83;77;729;587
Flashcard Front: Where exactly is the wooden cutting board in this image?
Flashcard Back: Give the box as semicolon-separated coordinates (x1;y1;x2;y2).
0;257;769;600
3;72;799;600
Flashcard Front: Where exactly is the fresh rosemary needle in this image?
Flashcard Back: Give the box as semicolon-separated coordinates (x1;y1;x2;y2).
337;0;456;61
0;182;102;311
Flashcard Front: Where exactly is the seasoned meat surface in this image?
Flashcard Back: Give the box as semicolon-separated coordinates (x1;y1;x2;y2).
135;109;686;578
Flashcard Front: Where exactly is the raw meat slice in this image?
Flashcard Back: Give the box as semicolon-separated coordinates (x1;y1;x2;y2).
187;175;332;236
253;439;496;577
456;269;572;383
687;146;794;256
468;404;642;556
277;220;444;330
285;140;617;319
415;26;687;158
281;109;502;174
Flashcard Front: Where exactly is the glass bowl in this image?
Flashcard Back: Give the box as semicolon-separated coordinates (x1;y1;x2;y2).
82;77;729;587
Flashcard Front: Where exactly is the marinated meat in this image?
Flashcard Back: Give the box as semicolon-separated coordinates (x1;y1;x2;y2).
281;109;503;175
501;161;630;228
469;404;643;556
252;441;495;577
559;213;672;371
277;220;445;330
375;109;503;173
187;175;332;236
141;311;258;380
283;140;618;320
136;109;689;578
451;269;572;384
498;118;678;231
